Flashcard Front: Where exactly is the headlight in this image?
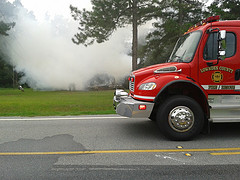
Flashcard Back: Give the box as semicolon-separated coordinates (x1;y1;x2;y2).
139;83;156;90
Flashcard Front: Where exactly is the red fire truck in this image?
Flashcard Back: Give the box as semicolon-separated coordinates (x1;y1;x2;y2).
114;16;240;140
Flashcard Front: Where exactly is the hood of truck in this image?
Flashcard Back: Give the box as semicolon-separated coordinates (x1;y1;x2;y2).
131;62;191;79
130;62;191;100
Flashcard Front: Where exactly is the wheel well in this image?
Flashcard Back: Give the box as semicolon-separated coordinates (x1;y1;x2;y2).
151;81;209;121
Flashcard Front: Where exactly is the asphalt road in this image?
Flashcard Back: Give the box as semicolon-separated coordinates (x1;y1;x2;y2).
0;115;240;179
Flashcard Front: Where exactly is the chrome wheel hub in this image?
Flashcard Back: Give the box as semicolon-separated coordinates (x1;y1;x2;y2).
168;106;194;132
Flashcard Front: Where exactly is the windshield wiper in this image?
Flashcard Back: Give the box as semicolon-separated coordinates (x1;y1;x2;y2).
175;50;186;63
173;55;183;62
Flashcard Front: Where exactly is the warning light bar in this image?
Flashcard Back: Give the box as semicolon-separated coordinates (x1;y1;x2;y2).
202;15;220;24
185;15;220;34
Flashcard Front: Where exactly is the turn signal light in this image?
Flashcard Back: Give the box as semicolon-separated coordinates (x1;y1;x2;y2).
139;105;146;110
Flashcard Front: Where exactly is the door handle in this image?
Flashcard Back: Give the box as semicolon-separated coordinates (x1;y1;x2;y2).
235;69;240;81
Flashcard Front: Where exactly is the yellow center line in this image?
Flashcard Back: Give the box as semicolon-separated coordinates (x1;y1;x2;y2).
211;152;240;156
1;147;240;156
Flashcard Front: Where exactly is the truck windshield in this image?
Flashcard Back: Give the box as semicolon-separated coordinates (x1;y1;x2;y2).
168;31;202;63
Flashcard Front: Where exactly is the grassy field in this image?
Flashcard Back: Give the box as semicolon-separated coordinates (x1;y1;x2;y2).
0;88;116;117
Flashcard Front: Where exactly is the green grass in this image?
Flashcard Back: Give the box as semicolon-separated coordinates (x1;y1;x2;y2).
0;88;116;117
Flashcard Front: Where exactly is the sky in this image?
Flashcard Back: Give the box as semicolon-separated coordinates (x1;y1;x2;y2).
11;0;92;21
9;0;214;21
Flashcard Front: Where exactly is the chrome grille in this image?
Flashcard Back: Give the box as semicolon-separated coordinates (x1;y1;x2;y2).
129;76;135;92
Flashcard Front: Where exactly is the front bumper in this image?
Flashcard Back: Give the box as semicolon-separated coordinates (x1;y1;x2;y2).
113;89;154;118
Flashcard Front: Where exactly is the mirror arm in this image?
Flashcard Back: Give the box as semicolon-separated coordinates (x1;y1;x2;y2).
207;60;219;67
207;28;220;34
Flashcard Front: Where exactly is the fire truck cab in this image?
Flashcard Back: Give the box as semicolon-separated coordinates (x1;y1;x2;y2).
113;16;240;140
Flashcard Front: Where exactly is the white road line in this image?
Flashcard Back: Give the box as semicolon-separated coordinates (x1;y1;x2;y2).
0;116;128;121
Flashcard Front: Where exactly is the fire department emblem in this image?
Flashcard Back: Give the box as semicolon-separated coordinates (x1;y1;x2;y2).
212;71;223;83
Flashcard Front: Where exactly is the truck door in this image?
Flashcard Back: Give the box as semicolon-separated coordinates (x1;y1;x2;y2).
198;28;240;122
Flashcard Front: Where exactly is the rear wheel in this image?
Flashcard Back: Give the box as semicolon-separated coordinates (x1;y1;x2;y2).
157;95;204;140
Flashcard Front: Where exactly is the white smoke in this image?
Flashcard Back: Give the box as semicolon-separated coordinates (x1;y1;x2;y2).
5;8;132;90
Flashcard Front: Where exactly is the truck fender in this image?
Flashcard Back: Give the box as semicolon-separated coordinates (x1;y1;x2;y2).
153;80;210;119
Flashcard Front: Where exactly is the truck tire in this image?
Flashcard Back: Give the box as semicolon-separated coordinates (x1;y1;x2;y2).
156;95;204;141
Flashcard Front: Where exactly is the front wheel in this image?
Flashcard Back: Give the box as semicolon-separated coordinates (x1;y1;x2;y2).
157;95;204;141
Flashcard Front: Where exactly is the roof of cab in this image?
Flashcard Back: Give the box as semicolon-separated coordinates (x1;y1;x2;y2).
184;16;240;35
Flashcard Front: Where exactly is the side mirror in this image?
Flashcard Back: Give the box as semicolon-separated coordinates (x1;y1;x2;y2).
219;30;226;40
218;30;226;60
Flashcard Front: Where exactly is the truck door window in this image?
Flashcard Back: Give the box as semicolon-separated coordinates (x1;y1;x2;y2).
203;32;236;60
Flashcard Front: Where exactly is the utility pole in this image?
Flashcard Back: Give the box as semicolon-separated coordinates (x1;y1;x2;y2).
132;0;138;71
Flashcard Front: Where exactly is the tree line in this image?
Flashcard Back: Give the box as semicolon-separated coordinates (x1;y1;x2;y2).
1;0;240;88
0;0;23;88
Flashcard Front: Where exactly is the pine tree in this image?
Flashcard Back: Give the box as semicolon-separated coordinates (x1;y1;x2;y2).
70;0;159;71
139;0;205;67
208;0;240;20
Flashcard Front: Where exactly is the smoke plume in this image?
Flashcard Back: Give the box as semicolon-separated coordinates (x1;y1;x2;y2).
3;5;132;90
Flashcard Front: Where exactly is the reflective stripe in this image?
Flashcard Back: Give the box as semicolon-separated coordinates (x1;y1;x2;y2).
202;85;240;90
134;95;155;100
202;85;208;89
